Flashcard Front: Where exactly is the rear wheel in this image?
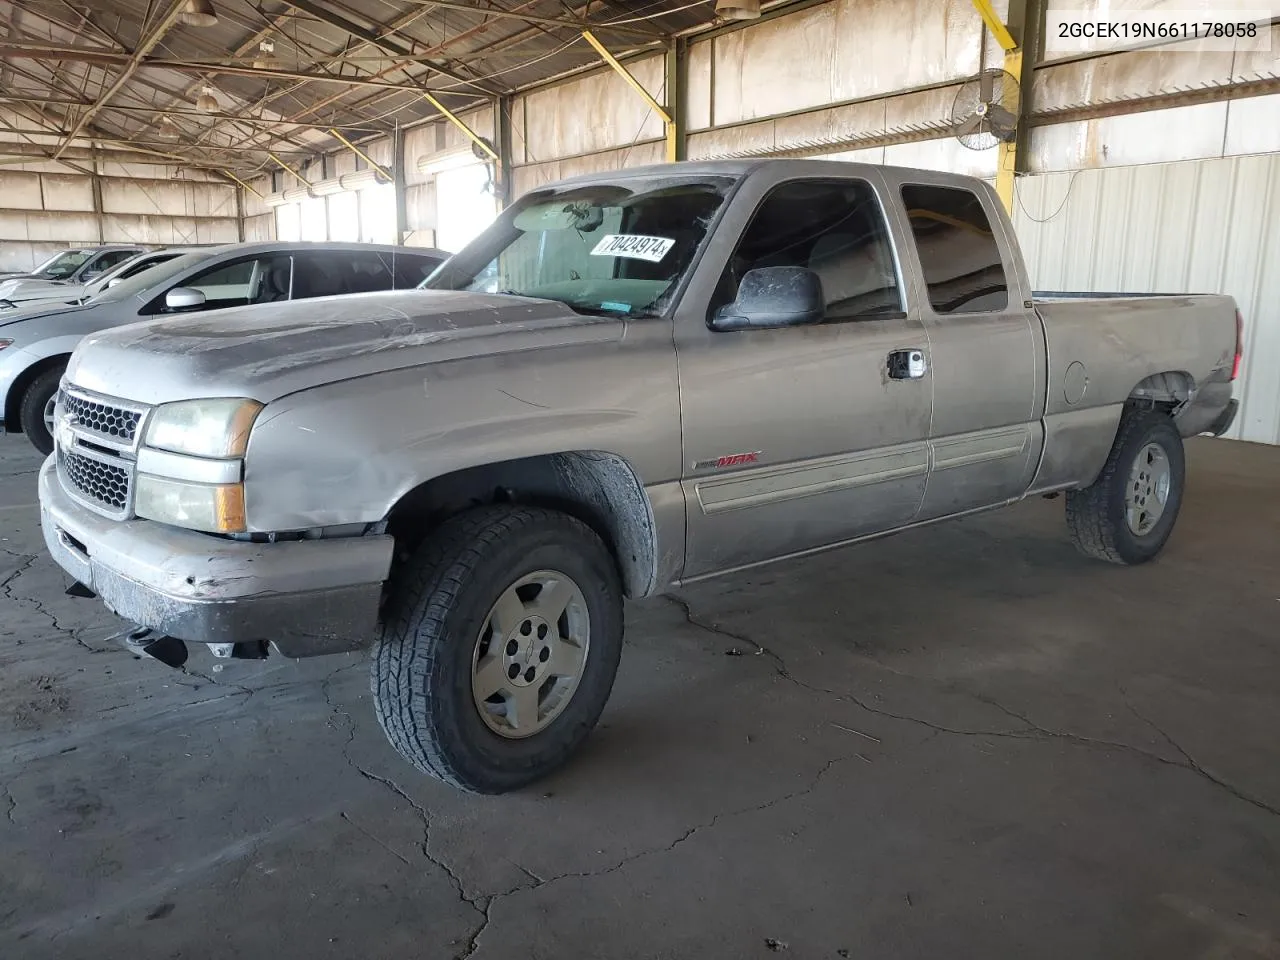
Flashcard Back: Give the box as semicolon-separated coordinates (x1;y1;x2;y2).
371;506;623;793
18;366;64;455
1066;408;1185;565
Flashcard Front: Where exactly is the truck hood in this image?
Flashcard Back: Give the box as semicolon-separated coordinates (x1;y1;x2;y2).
66;290;626;406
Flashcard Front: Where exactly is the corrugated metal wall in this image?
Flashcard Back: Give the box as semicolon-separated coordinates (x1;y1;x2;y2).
0;138;240;271
1012;156;1280;445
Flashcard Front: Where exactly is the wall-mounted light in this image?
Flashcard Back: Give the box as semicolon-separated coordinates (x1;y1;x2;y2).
179;0;218;27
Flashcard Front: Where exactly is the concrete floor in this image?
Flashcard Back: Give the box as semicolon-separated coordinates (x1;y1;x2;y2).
1;437;1278;959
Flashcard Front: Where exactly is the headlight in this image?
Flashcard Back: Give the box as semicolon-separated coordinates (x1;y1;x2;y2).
144;398;262;458
134;475;246;533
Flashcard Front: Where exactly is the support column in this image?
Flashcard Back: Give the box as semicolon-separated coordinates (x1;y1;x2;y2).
393;124;409;246
583;30;677;163
496;94;515;208
665;38;688;162
971;0;1033;214
90;150;105;243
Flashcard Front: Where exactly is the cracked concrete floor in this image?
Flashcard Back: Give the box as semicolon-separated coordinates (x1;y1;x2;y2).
2;437;1279;959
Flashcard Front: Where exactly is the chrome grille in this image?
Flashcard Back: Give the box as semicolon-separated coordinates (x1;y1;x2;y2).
60;391;142;443
62;449;130;512
56;384;148;520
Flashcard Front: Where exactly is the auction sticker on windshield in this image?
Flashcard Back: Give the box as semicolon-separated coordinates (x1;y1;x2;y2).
590;234;675;263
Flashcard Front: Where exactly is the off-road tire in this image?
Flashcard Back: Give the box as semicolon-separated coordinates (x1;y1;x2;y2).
18;366;63;455
1066;408;1185;565
371;505;624;793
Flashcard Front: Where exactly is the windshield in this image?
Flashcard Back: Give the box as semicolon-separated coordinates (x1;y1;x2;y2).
33;250;91;280
84;251;209;304
423;175;735;318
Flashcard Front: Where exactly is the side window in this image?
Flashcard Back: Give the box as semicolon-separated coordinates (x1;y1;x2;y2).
715;179;903;322
393;254;441;289
291;251;393;299
900;184;1009;314
143;255;292;314
83;251;129;277
120;255;172;280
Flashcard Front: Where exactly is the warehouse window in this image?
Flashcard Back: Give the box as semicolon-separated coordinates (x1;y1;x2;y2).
900;184;1009;314
716;178;903;322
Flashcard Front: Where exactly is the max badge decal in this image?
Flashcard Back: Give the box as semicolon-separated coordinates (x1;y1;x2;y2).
694;451;761;471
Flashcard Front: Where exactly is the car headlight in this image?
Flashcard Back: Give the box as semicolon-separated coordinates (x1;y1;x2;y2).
144;398;262;458
134;475;247;533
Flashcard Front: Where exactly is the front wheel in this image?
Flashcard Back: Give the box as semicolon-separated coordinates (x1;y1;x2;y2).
371;506;624;793
19;366;64;455
1066;408;1186;565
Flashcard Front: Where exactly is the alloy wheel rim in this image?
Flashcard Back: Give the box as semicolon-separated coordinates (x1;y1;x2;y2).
43;395;57;434
1126;441;1171;536
471;569;590;739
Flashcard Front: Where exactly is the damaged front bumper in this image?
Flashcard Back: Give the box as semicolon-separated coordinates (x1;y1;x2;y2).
38;458;394;658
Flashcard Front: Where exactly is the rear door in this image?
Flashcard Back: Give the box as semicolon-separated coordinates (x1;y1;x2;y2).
884;173;1045;519
675;170;934;579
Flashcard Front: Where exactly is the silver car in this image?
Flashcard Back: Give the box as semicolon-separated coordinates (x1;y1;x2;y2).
1;247;197;314
0;245;146;303
1;241;448;453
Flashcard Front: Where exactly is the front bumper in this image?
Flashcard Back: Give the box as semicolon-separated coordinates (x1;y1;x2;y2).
39;458;394;657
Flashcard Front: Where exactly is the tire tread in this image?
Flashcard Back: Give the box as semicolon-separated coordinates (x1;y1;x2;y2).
371;505;617;792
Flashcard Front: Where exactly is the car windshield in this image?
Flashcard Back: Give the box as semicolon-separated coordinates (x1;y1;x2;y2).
423;175;736;318
84;251;210;304
33;251;92;280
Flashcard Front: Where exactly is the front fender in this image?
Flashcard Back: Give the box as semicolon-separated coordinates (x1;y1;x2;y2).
241;327;681;534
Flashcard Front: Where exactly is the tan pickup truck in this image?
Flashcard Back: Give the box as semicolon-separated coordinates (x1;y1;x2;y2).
39;160;1242;793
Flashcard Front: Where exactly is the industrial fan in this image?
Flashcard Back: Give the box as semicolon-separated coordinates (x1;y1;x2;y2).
951;68;1021;150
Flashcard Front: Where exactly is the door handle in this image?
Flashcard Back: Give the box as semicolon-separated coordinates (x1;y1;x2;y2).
888;349;928;380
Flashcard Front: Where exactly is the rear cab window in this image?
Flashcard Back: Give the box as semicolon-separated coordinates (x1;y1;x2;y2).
900;184;1009;315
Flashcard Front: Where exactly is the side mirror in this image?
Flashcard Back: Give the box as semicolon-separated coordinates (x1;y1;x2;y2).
711;266;825;332
165;287;206;311
107;277;123;288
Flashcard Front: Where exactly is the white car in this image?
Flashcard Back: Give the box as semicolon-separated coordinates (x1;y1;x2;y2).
0;245;146;309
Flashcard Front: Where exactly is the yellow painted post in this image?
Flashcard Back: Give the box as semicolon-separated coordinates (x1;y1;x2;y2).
971;0;1018;51
269;152;312;188
420;91;499;162
994;49;1022;214
582;29;677;162
970;0;1021;214
222;169;265;201
329;128;394;181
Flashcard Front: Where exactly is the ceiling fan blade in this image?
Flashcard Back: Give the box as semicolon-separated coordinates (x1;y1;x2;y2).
979;69;994;102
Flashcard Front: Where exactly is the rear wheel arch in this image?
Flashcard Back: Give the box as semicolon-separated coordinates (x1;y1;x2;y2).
384;451;659;599
1128;371;1194;409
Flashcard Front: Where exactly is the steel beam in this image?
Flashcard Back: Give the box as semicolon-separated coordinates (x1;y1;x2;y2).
398;0;661;40
0;42;473;97
582;30;674;161
270;152;313;188
282;0;501;95
53;0;188;160
421;91;498;161
329;128;393;181
970;0;1023;212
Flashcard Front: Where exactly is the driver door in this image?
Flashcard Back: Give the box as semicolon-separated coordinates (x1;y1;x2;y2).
674;171;934;580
